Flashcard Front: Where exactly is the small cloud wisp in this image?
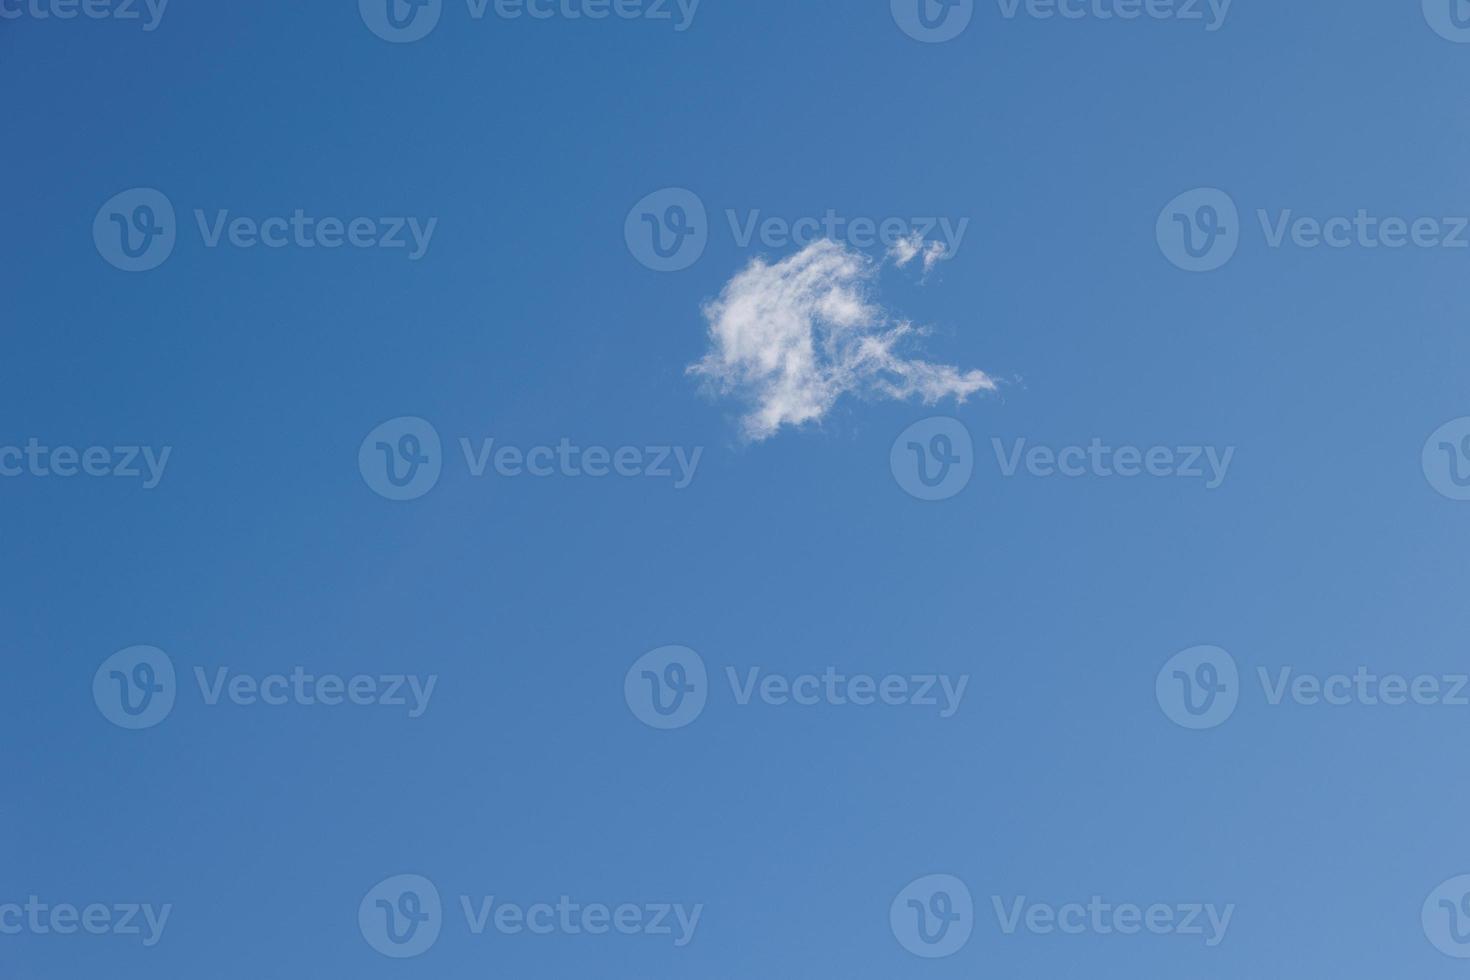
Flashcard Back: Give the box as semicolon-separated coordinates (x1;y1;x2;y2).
689;239;993;442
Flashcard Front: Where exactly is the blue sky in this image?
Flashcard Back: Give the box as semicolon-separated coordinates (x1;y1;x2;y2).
4;1;1470;977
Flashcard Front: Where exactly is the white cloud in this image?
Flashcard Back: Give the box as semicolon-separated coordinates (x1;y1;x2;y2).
689;240;994;442
888;232;949;275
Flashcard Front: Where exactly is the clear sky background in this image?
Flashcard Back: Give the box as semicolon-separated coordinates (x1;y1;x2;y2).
4;1;1470;977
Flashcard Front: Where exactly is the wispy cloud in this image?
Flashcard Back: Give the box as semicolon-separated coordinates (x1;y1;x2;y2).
689;239;994;442
888;231;949;276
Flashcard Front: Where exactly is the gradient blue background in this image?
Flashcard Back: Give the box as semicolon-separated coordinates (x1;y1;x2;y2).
3;1;1469;976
